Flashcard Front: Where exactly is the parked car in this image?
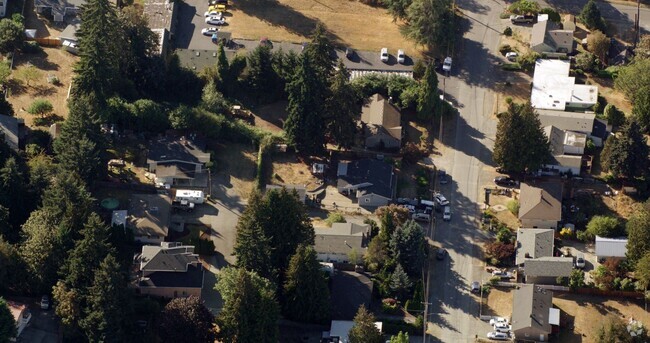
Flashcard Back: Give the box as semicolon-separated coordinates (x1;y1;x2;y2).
345;47;355;59
380;48;389;62
509;14;536;23
40;295;50;310
494;176;516;186
442;57;452;72
433;193;450;206
443;206;451;221
413;213;431;222
505;52;518;61
397;49;406;64
201;27;219;36
493;322;511;333
438;169;449;184
205;16;226;25
471;281;480;293
487;331;509;340
491;270;514;279
489;317;509;326
436;248;447;260
204;10;223;17
208;4;227;12
208;0;227;5
575;254;585;269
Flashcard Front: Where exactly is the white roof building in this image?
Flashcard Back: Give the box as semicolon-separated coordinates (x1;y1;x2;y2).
595;236;628;259
531;59;598;111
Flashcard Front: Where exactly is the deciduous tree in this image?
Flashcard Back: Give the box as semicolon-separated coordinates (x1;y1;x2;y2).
585;215;621;240
587;30;610;64
390;332;410;343
400;0;456;52
0;17;24;53
635;252;650;290
159;296;216;343
568;269;585;290
632;86;650;130
349;305;383;343
508;0;540;14
493;102;550;173
282;245;330;324
604;104;625;128
594;316;636;343
16;65;41;87
626;202;650;263
215;267;279;343
19;209;62;294
364;236;389;272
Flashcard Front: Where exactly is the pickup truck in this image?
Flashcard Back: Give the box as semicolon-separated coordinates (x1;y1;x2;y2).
510;14;536;24
172;200;195;213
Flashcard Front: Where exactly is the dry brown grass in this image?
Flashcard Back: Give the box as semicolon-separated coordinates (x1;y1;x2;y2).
212;143;258;199
586;76;633;114
227;0;422;56
9;48;77;129
554;293;650;343
484;287;514;318
270;152;320;189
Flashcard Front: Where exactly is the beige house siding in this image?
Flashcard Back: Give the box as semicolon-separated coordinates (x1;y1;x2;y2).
520;218;558;230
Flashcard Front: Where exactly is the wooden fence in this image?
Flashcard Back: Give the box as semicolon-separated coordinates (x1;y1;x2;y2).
33;38;62;47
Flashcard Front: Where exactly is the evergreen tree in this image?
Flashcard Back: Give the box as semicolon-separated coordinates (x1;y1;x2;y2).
304;23;335;82
215;268;279;343
390;332;410;343
389;263;412;301
390;220;428;277
580;0;606;31
0;236;20;292
632;86;650;131
325;61;358;149
80;254;131;343
247;45;279;103
159;296;216;343
283;245;330;324
41;173;94;240
0;156;28;241
19;209;62;294
417;62;439;121
493;102;550;173
385;0;412;21
53;96;104;186
0;297;16;342
284;55;326;154
400;0;456;52
626;201;650;263
234;189;314;283
73;0;121;100
215;43;235;95
602;120;649;179
349;305;383;343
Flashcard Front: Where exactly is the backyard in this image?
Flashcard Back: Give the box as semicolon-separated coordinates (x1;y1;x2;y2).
227;0;421;56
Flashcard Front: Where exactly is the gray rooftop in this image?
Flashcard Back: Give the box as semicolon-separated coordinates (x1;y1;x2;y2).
128;194;171;239
314;223;368;256
265;184;307;203
155;163;197;179
511;284;553;334
537;109;595;134
143;0;177;32
59;20;80;42
139;242;199;272
337;159;396;200
524;256;573;278
147;136;210;166
35;0;84;16
0;114;21;151
516;228;555;265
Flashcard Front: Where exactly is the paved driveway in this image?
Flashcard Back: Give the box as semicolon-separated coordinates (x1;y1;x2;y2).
18;299;59;343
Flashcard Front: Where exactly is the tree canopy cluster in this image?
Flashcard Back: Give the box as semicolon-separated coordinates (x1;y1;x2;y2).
384;0;456;53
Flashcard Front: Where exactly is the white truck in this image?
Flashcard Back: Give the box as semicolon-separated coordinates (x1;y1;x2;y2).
174;189;205;204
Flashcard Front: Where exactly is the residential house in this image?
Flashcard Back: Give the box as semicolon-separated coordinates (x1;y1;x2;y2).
516;228;555;265
360;93;402;149
128;194;171;244
35;0;83;21
511;284;559;342
314;222;369;263
0;0;7;17
530;15;575;55
524;256;573;284
8;301;31;341
265;184;307;203
536;109;609;147
531;59;598;111
0;114;25;151
133;242;204;298
337;159;397;207
146;135;211;188
543;125;587;175
143;0;177;56
595;236;627;261
518;182;563;229
323;320;383;342
58;19;80;54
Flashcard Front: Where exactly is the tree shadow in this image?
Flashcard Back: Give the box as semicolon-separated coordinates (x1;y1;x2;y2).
233;0;343;44
32;84;57;97
13;50;60;71
6;79;27;96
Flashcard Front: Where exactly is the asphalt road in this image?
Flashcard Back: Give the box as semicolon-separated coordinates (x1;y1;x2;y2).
424;0;506;341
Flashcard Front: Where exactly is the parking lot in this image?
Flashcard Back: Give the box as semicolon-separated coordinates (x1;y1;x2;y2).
175;0;228;50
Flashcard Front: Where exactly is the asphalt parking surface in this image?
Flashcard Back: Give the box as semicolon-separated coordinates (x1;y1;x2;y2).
175;0;230;50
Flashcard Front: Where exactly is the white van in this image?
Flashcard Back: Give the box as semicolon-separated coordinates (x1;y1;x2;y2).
412;213;431;222
397;49;405;64
443;206;451;221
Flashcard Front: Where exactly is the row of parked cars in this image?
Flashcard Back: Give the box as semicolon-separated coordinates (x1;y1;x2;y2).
201;0;228;36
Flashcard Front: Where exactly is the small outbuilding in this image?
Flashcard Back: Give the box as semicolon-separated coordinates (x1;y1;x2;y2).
595;236;627;260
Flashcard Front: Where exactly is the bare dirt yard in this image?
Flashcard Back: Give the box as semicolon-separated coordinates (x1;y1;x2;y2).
554;293;650;343
270;152;320;189
251;100;287;133
9;47;77;128
227;0;421;56
484;287;514;318
211;142;258;199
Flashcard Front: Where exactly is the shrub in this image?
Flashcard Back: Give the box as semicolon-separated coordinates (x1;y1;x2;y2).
540;7;561;22
603;104;625;128
506;199;519;215
502;63;522;71
412;59;426;80
499;44;513;55
508;0;541;14
381;298;400;314
401;142;427;165
27;99;53;117
383;318;423;335
559;227;574;239
496;227;514;244
21;41;42;53
575;52;597;72
518;51;541;71
325;212;346;227
485;241;515;265
503;27;513;36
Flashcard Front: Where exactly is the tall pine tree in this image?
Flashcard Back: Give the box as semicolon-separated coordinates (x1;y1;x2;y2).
304;23;335;83
417;62;439;121
602;120;649;179
284;55;326;154
283;245;330;324
325;61;358;149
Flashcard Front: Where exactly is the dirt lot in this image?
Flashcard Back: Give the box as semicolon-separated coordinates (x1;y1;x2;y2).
270;152;320;189
211;142;258;199
227;0;420;56
487;191;520;229
554;293;650;343
9;48;77;128
251;100;287;133
484;287;514;318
